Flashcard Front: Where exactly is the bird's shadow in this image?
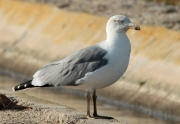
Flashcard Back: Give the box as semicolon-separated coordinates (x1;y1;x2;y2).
76;115;114;120
95;115;114;119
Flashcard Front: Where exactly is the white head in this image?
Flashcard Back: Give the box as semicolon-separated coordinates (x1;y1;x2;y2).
106;15;140;34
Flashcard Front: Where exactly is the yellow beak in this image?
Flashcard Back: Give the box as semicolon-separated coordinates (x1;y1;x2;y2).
128;23;140;30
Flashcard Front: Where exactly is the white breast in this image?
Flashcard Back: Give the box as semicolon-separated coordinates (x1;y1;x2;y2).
98;33;131;86
73;33;131;91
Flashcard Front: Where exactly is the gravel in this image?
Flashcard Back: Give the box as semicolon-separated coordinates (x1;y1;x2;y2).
25;0;180;31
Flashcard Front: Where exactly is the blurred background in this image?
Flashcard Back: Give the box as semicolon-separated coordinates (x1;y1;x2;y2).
0;0;180;123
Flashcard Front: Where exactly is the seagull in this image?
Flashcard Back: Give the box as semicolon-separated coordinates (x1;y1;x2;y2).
12;15;140;119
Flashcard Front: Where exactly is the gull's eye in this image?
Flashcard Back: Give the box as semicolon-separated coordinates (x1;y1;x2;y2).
116;20;123;24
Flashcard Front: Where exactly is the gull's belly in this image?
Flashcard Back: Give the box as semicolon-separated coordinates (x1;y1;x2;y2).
95;59;129;89
71;56;130;91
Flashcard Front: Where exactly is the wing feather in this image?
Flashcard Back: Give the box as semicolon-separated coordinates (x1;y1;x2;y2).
32;45;108;86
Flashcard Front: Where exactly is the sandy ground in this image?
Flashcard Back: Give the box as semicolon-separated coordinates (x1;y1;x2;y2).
0;91;119;124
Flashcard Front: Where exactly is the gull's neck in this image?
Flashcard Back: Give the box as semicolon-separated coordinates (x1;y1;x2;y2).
105;32;130;48
103;31;131;72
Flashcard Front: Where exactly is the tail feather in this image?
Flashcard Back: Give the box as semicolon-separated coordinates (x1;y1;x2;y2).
12;80;53;92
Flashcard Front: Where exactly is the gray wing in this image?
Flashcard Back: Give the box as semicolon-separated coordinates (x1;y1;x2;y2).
33;45;108;86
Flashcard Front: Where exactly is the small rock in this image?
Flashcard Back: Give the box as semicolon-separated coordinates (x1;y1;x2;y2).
0;94;12;109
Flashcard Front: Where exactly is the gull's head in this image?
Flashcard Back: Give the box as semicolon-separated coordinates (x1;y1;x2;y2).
106;15;140;34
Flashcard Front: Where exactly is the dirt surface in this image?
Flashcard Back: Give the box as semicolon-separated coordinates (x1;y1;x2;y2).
24;0;180;30
0;91;119;124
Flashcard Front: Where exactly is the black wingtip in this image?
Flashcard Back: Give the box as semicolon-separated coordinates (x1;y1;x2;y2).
12;80;54;92
12;80;33;92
